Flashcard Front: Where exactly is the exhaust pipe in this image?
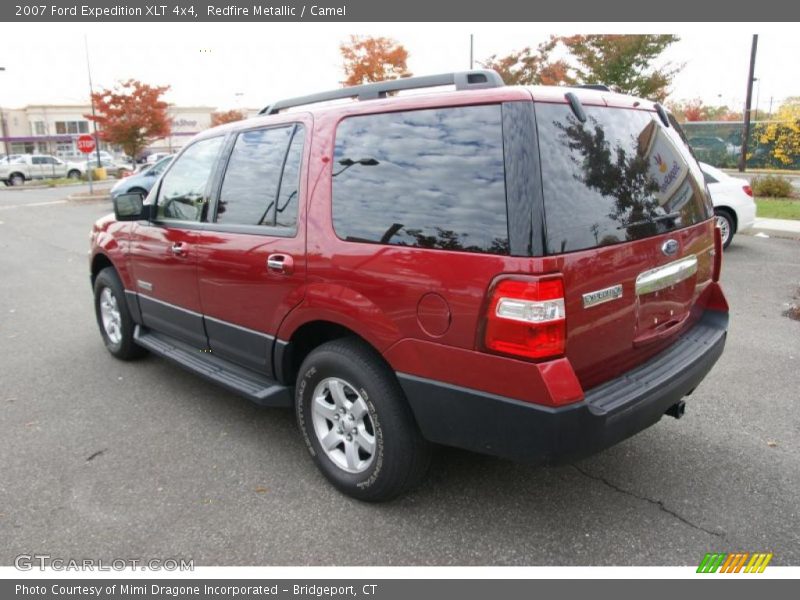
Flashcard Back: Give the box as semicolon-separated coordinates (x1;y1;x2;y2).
666;400;686;419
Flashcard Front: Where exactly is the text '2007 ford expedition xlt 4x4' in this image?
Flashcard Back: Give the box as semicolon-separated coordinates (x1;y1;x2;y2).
90;71;728;501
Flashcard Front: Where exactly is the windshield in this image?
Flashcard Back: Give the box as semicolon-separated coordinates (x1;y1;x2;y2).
535;103;713;254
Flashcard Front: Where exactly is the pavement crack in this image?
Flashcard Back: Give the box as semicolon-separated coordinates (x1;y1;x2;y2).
572;464;724;538
86;449;106;462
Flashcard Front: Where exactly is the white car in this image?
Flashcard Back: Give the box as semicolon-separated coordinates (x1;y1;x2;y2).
0;154;85;186
700;162;757;249
145;152;171;165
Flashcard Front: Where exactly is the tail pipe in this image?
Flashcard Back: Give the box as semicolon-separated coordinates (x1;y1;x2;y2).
665;400;686;419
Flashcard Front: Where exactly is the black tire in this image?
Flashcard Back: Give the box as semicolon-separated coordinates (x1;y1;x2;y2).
295;338;431;502
714;208;735;249
9;172;25;186
93;267;147;360
67;169;81;180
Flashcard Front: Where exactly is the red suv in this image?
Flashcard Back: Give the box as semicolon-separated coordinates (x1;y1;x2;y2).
90;71;728;501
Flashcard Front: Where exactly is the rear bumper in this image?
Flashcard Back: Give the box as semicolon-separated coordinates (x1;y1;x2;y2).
399;309;728;464
736;201;757;232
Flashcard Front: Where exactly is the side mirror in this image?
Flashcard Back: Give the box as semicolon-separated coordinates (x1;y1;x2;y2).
113;192;153;221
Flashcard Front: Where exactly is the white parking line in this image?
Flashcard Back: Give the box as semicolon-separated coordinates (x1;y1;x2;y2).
0;200;68;211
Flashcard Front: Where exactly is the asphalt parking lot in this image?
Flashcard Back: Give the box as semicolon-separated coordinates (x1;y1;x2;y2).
1;185;798;566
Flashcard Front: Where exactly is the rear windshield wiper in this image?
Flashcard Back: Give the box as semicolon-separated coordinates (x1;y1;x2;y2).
620;212;682;229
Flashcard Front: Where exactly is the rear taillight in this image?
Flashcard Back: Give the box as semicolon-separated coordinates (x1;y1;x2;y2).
483;277;566;360
743;184;753;197
712;226;723;281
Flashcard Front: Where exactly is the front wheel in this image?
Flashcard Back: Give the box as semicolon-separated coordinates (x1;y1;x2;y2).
8;173;24;186
714;208;735;249
93;267;147;360
295;338;431;502
67;169;81;180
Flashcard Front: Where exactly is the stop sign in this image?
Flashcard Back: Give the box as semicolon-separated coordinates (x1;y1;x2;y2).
77;134;96;154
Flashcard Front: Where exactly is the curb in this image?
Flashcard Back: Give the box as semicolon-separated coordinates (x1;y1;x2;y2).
1;181;117;192
741;228;800;241
67;192;111;203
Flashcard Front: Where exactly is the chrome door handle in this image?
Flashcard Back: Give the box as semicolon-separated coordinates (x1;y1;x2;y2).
171;242;187;256
267;253;293;274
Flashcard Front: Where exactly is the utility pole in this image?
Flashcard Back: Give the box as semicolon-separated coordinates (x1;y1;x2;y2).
739;34;758;172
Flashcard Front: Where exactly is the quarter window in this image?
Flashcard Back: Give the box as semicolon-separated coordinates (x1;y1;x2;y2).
332;105;509;255
156;136;224;222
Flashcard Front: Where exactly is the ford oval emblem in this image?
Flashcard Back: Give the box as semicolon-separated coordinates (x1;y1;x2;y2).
662;239;679;256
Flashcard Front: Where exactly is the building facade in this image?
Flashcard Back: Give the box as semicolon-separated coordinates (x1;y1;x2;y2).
0;104;253;159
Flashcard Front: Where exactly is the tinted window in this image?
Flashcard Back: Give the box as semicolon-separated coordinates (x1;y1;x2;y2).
332;105;508;255
157;136;224;222
216;126;295;226
535;104;712;254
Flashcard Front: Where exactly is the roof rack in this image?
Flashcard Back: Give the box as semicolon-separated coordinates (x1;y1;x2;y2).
259;70;505;115
570;84;612;92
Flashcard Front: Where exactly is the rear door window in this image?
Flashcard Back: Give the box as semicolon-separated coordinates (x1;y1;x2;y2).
535;103;712;254
332;105;509;255
215;125;297;227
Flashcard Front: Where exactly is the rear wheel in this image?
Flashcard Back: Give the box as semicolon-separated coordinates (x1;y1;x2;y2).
295;338;431;502
93;267;146;360
714;208;735;249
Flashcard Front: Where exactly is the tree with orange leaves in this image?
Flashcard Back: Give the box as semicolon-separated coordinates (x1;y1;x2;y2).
85;79;171;161
483;35;679;101
211;109;246;127
340;35;411;86
482;37;573;86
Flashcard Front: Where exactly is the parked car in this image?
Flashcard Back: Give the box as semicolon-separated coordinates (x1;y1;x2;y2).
687;136;737;157
90;71;729;501
109;155;174;199
0;154;24;165
145;152;172;165
0;154;83;185
84;157;135;179
62;150;117;164
699;162;757;248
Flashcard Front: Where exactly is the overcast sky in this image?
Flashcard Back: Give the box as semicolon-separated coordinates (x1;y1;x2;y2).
1;22;797;113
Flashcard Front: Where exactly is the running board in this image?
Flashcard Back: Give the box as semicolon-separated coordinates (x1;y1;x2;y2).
133;326;292;407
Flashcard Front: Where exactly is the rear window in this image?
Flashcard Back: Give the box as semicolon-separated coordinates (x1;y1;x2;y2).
535;103;712;254
332;105;509;255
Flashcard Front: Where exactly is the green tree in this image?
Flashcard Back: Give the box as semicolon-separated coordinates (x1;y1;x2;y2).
561;35;680;101
482;35;680;101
